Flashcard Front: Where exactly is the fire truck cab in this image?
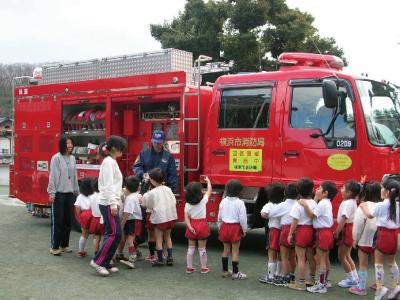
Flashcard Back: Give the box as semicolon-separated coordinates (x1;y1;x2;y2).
203;52;400;227
11;49;400;229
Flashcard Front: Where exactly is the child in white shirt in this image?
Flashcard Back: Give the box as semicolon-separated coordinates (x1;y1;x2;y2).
258;183;285;284
218;179;248;280
334;180;360;288
89;186;104;256
184;176;212;274
360;179;400;300
300;181;337;293
120;176;143;269
267;183;299;286
349;181;380;296
74;177;94;257
142;168;177;266
288;177;317;291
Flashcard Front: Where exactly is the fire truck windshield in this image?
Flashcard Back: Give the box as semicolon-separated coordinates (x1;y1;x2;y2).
357;79;400;147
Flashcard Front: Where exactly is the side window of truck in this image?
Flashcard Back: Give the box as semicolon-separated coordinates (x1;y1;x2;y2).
218;87;271;129
291;86;356;148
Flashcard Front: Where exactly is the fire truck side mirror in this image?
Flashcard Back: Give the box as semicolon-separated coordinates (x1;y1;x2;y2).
322;80;338;108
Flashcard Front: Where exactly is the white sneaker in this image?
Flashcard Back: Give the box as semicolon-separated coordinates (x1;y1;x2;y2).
49;248;61;256
374;286;389;300
325;280;332;288
338;278;358;288
232;272;247;280
107;266;119;273
307;283;327;294
130;254;137;262
120;259;135;269
60;247;72;253
258;274;274;284
90;260;109;276
388;285;400;299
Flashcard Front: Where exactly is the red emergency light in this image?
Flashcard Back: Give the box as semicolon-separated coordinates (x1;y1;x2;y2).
278;52;344;71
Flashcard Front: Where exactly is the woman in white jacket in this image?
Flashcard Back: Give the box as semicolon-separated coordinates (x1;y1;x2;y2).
90;136;126;276
349;181;380;296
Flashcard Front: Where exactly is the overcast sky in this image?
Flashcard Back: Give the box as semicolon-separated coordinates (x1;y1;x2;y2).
1;0;399;83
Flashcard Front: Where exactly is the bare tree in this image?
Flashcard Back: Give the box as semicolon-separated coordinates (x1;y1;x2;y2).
0;63;35;117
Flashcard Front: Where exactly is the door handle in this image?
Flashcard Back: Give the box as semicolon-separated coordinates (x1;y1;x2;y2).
283;151;299;157
212;149;226;156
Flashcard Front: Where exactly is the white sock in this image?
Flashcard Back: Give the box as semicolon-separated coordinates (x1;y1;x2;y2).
389;263;399;289
346;272;352;280
268;262;276;278
198;247;207;269
78;236;87;252
349;271;356;281
275;261;281;276
351;270;359;281
186;246;195;268
375;264;384;290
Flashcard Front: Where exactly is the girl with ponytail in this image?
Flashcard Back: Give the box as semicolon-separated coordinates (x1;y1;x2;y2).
350;181;380;296
360;179;400;300
89;135;127;276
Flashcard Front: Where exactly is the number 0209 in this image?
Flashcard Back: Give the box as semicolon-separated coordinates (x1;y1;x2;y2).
336;140;352;148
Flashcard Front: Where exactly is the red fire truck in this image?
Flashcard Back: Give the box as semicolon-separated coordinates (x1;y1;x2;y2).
11;49;400;229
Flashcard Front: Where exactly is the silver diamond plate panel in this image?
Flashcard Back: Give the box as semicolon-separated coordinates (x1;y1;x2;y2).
40;49;195;85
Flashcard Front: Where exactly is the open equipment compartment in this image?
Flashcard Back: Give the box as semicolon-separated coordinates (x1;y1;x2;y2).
139;99;180;154
62;100;106;168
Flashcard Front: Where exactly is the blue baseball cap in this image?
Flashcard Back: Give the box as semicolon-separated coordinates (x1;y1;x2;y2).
151;130;165;143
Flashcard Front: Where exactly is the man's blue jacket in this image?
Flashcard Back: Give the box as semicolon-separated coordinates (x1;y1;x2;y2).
132;147;178;192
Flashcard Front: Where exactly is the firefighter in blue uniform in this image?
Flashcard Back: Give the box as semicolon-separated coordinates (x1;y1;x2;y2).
133;130;178;193
132;130;178;252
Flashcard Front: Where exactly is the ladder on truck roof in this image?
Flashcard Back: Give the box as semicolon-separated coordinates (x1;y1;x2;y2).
38;48;196;85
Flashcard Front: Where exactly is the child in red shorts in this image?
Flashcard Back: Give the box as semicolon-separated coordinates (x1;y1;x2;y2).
120;176;143;269
266;183;298;287
258;183;285;284
141;173;156;262
184;176;212;274
349;181;380;296
300;181;338;293
360;179;400;300
218;179;248;280
89;183;105;256
142;168;177;266
74;177;94;257
334;180;360;288
288;177;317;291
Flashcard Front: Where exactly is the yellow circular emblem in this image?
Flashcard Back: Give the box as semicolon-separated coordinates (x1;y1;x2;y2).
327;154;352;171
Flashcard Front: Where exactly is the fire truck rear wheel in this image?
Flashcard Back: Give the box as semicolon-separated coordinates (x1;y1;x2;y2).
72;209;81;232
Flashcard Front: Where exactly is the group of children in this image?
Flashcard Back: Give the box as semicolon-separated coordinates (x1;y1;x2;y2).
74;167;178;269
73;172;400;299
259;177;400;300
72;170;249;279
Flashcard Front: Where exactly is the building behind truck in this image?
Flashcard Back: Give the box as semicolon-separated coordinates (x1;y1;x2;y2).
0;116;12;185
11;49;400;229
